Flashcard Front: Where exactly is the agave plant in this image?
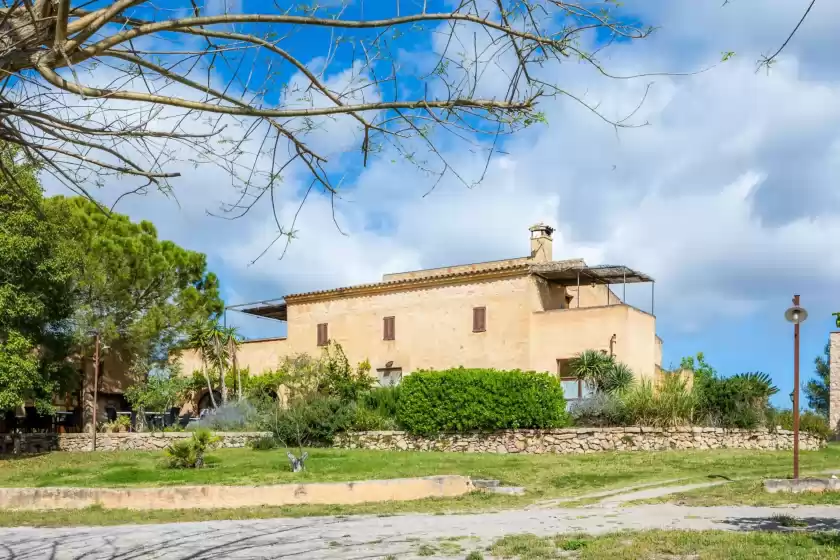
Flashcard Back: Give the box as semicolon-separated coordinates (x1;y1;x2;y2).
730;371;779;409
605;362;635;394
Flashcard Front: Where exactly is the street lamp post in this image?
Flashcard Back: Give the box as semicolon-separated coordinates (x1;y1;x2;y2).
784;295;808;480
90;330;101;452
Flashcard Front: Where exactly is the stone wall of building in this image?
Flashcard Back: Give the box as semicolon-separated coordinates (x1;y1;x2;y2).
334;427;825;454
1;432;270;454
829;332;840;433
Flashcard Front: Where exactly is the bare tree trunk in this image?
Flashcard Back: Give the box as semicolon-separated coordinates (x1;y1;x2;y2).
202;359;217;410
231;338;241;401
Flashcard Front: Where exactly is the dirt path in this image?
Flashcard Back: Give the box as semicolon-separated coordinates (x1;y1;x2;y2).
592;480;730;507
3;503;840;559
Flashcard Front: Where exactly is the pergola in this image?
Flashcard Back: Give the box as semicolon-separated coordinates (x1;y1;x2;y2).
530;263;656;314
225;298;287;323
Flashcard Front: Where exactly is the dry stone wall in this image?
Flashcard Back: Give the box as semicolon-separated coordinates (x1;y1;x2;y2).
334;427;824;454
3;432;270;454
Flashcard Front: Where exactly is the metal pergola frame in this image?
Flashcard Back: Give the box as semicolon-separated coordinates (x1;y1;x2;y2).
532;264;656;315
223;297;287;326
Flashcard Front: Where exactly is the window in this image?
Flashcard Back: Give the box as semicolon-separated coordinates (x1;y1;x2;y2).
560;378;594;401
557;358;573;378
557;359;592;401
377;367;403;387
316;323;328;346
472;306;486;332
383;316;395;341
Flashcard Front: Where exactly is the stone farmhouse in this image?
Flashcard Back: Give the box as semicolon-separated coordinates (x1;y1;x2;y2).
178;224;662;410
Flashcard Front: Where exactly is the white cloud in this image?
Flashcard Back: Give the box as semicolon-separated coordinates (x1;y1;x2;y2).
39;0;840;339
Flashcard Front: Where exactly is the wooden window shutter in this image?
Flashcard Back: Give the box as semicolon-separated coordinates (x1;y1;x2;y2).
317;323;328;346
384;316;395;341
472;306;486;332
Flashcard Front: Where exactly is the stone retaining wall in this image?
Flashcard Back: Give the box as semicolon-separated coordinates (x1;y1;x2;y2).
334;427;825;454
1;432;270;454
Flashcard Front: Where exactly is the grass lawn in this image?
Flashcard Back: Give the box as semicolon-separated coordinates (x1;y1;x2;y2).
1;444;839;526
634;478;840;507
3;445;840;489
489;530;840;559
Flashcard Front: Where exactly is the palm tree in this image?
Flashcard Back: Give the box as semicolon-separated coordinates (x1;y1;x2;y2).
569;349;635;395
207;323;230;405
221;326;243;401
188;320;217;410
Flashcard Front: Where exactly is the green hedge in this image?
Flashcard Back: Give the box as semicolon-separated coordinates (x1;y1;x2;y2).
396;367;569;435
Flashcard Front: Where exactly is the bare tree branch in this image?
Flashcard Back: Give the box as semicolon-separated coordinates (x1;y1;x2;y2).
0;0;670;262
758;0;817;71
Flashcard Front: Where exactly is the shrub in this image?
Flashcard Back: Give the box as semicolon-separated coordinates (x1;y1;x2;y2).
694;372;777;429
351;403;397;431
164;428;220;469
361;386;401;419
249;434;279;450
569;392;628;427
772;410;832;440
397;368;569;435
621;379;658;426
270;395;355;447
195;400;262;431
319;342;375;403
621;373;695;428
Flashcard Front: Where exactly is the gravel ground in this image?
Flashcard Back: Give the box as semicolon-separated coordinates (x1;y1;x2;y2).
3;504;840;559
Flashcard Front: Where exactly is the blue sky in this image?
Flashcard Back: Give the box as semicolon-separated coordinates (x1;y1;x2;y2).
45;0;840;408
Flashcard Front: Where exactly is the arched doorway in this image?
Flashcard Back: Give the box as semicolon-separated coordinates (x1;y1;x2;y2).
197;390;222;415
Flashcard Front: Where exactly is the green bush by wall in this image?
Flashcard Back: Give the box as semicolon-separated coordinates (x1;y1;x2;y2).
396;367;569;435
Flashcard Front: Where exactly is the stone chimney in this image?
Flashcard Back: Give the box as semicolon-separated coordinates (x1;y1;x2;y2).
529;223;554;262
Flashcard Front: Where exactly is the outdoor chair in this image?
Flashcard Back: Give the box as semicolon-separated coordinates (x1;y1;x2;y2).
167;407;180;427
24;407;50;433
2;411;16;434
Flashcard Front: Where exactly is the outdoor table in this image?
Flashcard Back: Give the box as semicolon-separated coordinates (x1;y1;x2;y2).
144;412;164;429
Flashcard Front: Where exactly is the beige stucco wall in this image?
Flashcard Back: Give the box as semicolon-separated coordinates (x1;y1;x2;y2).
177;337;291;378
83;351;137;394
287;275;535;373
173;274;659;381
529;304;658;379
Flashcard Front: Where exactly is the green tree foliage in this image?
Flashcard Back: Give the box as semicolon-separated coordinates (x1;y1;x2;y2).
805;342;830;416
124;366;190;413
682;352;778;429
318;342;375;403
397;368;569;435
771;409;832;440
269;395;355;447
0;147;78;412
49;195;223;366
569;350;635;394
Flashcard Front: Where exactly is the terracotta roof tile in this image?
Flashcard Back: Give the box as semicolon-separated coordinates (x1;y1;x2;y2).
283;262;530;301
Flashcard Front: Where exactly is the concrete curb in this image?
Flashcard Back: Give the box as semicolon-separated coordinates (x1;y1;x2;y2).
0;475;474;510
764;477;840;494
